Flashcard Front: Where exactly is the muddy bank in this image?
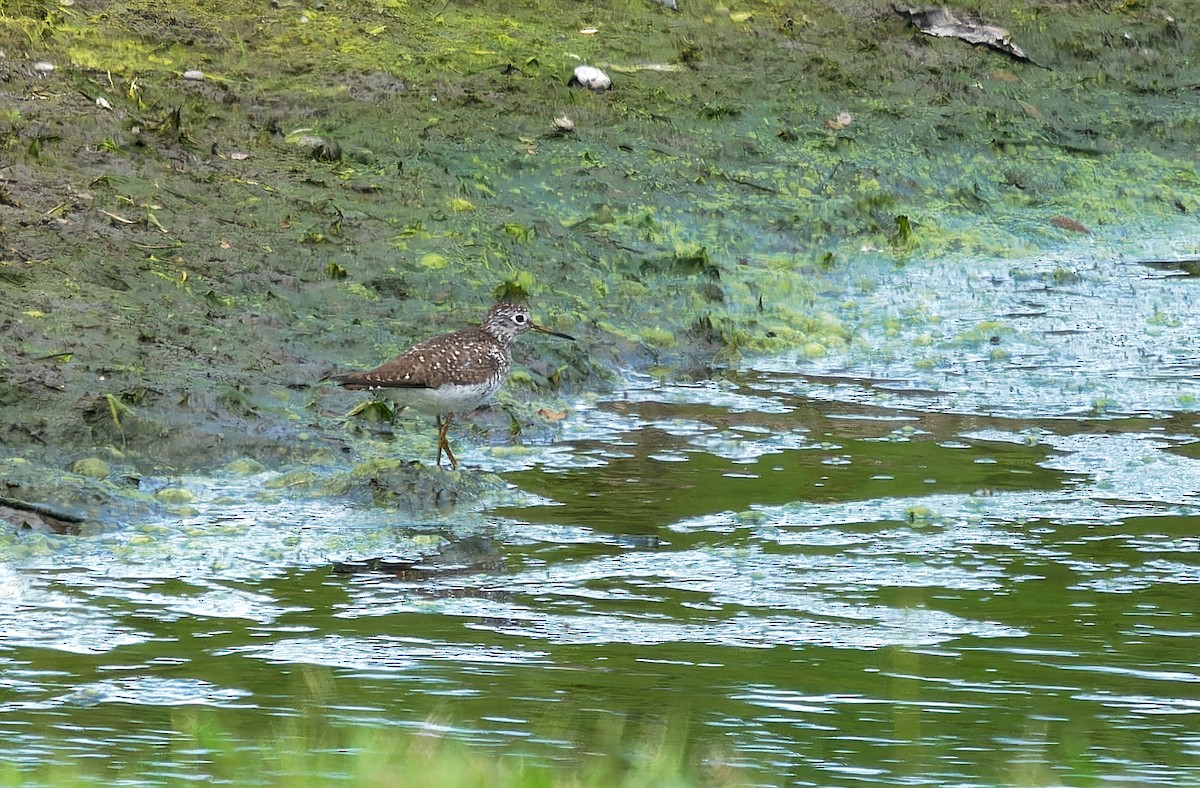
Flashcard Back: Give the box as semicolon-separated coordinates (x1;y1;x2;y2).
1;0;1198;480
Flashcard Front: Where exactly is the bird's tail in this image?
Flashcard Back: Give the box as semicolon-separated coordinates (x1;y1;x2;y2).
321;371;368;390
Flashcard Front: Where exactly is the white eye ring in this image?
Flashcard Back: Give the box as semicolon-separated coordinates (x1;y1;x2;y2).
514;313;527;323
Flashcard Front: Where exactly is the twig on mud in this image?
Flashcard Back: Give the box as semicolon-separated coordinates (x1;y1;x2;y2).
711;169;779;194
162;186;209;205
817;162;843;195
19;255;75;282
129;241;184;251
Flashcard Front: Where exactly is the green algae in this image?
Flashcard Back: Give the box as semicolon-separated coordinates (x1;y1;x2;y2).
2;0;1200;467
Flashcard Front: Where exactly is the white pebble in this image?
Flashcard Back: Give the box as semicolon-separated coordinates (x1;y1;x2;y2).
183;69;205;81
573;65;611;91
95;96;112;110
34;61;55;73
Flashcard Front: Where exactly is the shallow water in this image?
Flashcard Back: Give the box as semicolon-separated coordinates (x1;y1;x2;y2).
4;239;1200;785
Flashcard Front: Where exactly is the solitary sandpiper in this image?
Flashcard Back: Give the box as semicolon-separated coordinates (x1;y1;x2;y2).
327;302;575;469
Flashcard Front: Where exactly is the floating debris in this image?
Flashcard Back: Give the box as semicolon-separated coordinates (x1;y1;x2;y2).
895;5;1040;66
182;69;205;81
1133;257;1200;278
571;65;612;91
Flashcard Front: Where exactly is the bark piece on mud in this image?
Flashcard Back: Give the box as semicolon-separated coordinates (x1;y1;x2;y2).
896;5;1043;67
0;496;84;534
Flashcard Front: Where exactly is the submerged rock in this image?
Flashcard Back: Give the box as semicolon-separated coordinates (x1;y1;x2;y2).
332;535;507;579
71;457;111;479
224;457;269;475
316;457;504;511
153;487;195;504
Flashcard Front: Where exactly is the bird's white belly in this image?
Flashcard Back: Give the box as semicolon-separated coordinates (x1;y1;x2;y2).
392;381;497;415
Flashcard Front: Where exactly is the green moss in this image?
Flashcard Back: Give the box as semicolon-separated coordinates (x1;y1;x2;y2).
639;327;676;348
263;470;320;490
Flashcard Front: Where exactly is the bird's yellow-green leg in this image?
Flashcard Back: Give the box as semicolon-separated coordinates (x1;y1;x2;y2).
436;414;458;470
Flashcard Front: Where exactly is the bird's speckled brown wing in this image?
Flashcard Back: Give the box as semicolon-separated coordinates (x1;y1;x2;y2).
330;327;505;390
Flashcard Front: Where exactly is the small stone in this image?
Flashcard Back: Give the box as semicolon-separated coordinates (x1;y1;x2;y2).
572;65;611;91
33;61;55;73
71;457;110;478
182;69;205;81
553;114;575;132
95;96;112;110
287;133;341;162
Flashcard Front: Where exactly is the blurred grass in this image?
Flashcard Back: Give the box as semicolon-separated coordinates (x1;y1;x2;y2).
0;708;742;787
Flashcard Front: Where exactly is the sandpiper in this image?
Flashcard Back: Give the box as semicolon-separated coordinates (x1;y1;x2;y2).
328;303;575;469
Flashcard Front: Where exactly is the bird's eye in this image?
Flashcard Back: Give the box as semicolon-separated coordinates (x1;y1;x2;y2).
513;313;527;323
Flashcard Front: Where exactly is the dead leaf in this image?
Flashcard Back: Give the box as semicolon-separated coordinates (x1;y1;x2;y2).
537;408;567;421
1050;215;1089;234
1016;100;1043;120
99;209;134;224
